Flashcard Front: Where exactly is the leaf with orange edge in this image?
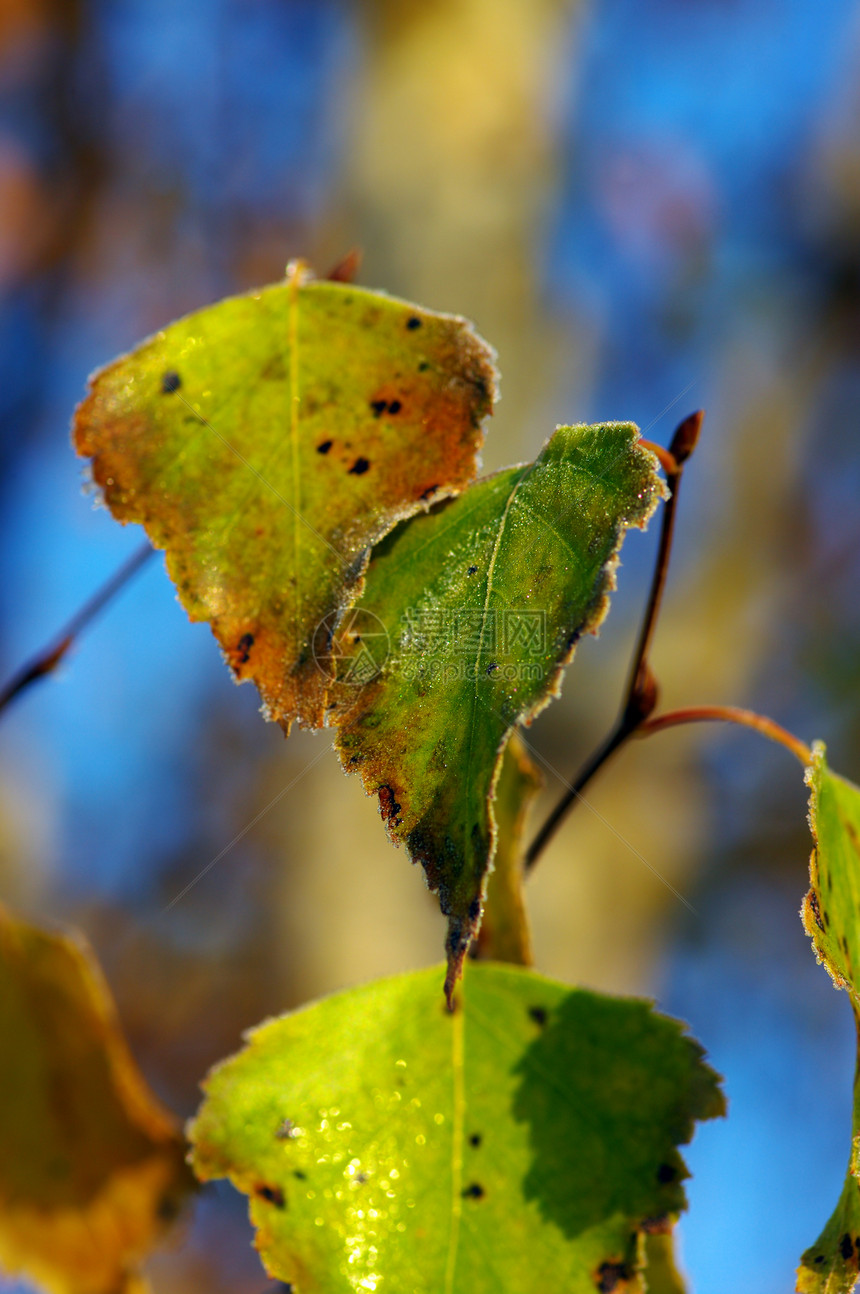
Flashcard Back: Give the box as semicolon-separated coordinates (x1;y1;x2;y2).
74;263;496;730
0;906;192;1294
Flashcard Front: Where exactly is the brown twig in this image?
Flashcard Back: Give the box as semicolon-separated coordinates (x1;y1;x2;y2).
637;706;812;767
325;247;363;283
525;410;704;871
0;541;154;715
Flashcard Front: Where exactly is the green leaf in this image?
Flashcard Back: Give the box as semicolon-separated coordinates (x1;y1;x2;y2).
331;423;664;994
74;264;496;730
799;744;860;1293
188;961;723;1294
0;905;192;1294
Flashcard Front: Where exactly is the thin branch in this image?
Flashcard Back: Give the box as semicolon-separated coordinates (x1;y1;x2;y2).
0;541;154;715
325;247;363;283
637;705;812;768
525;410;704;871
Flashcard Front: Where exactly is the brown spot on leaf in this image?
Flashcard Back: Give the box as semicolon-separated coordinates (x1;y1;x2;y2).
349;457;371;475
370;399;388;417
808;888;825;931
236;633;254;664
260;355;286;380
255;1183;285;1208
595;1261;633;1292
317;439;333;454
378;784;403;827
407;316;422;330
388;399;402;414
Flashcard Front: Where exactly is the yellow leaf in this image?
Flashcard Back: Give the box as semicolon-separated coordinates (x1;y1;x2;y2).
0;906;192;1294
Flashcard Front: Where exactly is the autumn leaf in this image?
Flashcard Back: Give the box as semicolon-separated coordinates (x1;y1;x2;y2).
0;906;192;1294
798;745;860;1293
74;263;496;730
331;422;664;996
188;961;724;1294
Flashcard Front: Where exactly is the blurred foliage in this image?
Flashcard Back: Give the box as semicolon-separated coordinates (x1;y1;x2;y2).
0;905;191;1294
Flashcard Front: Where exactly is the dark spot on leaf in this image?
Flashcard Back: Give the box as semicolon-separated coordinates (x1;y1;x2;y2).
260;354;286;380
275;1118;299;1140
388;399;402;414
255;1183;285;1208
370;399;388;417
161;370;181;393
467;565;477;575
419;484;439;501
407;316;422;330
656;1162;676;1184
349;457;371;475
378;784;402;827
418;360;430;372
469;1133;482;1147
841;1233;854;1260
468;897;481;920
356;1172;368;1184
237;633;254;665
317;439;333;454
595;1260;633;1292
528;1005;548;1027
292;1169;307;1180
814;1254;825;1263
487;662;499;675
809;889;825;931
462;1182;485;1199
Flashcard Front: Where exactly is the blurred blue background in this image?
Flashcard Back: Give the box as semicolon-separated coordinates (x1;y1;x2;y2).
1;2;859;1291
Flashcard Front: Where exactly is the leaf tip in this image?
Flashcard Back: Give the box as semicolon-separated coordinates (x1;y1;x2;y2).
444;915;476;1008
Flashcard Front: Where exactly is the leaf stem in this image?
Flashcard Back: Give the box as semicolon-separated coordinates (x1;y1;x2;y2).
637;706;812;767
0;541;154;716
525;411;704;872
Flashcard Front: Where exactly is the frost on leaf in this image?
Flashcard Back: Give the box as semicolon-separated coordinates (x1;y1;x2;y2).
330;422;664;998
